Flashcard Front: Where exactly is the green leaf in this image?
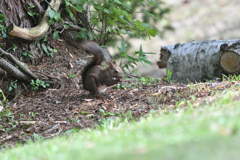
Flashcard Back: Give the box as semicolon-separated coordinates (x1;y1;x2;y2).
41;44;49;55
93;3;104;11
54;12;61;21
103;8;110;14
135;20;144;31
146;28;157;37
99;109;105;116
78;31;87;39
27;12;33;16
120;29;126;34
22;52;27;56
28;5;35;9
142;11;157;20
52;49;58;53
120;38;128;53
73;5;84;12
106;112;115;116
53;31;59;40
107;20;116;25
0;17;6;22
142;23;152;29
113;7;121;15
140;1;147;6
139;44;143;57
167;69;172;81
71;0;78;4
143;52;156;55
114;0;122;4
82;111;88;114
48;10;55;19
139;58;153;65
69;74;76;78
147;0;157;6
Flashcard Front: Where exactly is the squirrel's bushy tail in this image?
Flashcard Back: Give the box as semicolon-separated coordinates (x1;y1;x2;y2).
80;39;104;89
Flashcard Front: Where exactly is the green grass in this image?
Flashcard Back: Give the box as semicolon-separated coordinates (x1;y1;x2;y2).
1;89;240;160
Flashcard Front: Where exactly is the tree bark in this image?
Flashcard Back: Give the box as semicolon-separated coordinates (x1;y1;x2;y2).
157;39;240;83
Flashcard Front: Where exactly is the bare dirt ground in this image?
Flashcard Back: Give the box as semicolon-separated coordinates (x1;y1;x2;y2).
1;0;240;150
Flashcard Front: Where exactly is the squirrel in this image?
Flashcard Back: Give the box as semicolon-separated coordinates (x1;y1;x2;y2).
80;39;123;96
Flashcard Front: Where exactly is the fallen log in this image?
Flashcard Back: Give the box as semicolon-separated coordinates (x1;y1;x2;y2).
157;39;240;83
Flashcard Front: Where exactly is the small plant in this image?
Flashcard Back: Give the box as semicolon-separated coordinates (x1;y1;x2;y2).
12;43;17;52
99;109;116;117
119;108;134;123
41;44;56;57
116;76;161;89
98;108;136;130
26;1;39;23
222;74;240;81
68;73;76;78
119;38;155;73
9;80;18;92
0;89;13;122
0;13;6;38
33;133;44;141
22;51;33;58
30;79;49;90
167;69;172;82
48;8;61;26
65;128;80;134
99;118;116;130
31;112;36;117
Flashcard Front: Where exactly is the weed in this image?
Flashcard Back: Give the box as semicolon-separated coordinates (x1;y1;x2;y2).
30;79;49;90
0;89;13;122
116;76;161;89
99;109;116;117
167;69;172;82
68;73;76;78
33;133;43;141
65;128;80;135
222;74;240;81
0;13;6;38
22;51;33;59
8;80;18;92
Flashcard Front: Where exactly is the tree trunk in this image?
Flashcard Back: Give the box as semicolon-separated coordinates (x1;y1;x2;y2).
157;39;240;83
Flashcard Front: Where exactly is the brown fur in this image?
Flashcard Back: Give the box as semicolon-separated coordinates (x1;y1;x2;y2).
81;39;123;95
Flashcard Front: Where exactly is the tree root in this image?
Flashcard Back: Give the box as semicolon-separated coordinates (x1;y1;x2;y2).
6;0;61;40
0;47;37;80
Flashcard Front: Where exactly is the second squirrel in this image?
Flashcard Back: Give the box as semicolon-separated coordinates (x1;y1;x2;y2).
80;39;123;96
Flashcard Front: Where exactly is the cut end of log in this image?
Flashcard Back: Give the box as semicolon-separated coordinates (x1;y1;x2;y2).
157;61;167;69
157;47;171;69
220;51;240;73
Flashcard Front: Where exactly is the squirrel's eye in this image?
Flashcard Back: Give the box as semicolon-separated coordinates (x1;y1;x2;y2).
115;70;118;73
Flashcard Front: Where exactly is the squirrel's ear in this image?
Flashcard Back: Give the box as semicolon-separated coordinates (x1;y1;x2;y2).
113;61;117;64
109;62;113;67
